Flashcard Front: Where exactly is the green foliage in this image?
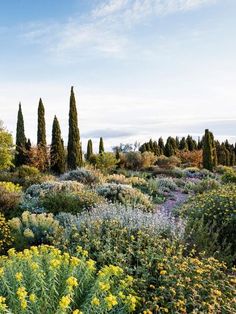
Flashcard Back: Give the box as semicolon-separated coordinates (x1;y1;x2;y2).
68;220;236;313
37;98;47;147
221;168;236;183
97;183;153;210
0;125;13;171
15;103;27;167
94;152;117;173
61;168;103;185
86;139;93;161
0;186;22;218
41;190;105;214
181;185;236;264
50;116;66;174
99;137;105;154
8;211;64;250
202;129;214;171
156;155;181;169
67;86;82;169
0;245;136;313
0;213;12;254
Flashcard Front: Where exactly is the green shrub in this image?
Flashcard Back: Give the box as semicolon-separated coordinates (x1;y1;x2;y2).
61;168;102;185
17;165;40;178
0;186;22;218
222;168;236;183
0;245;137;313
41;190;105;215
156;155;181;169
66;219;236;313
8;211;64;250
0;181;22;193
180;185;236;265
0;213;12;254
97;183;153;211
184;178;220;194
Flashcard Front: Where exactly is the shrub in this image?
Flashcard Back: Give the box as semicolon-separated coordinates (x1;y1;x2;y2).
184;178;220;194
106;174;147;189
156;155;181;169
61;168;101;185
180;185;236;265
141;151;157;168
0;181;22;193
0;213;12;254
97;183;153;211
41;190;105;215
17;165;40;178
151;166;184;178
183;167;215;179
93;152;118;173
177;150;202;167
61;217;236;313
8;211;64;250
0;186;22;218
215;165;233;174
222;168;236;183
124;152;143;170
0;245;137;313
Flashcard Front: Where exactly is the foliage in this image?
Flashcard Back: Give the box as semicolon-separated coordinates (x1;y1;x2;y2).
124;152;143;170
67;86;82;169
15;103;27;167
8;211;64;250
41;190;105;215
0;181;22;193
203;129;214;171
0;213;12;254
177;149;202;167
221;167;236;183
106;174;147;189
50;116;66;174
93;152;117;173
156;155;181;169
0;186;22;218
0;245;137;313
183;178;220;194
86;139;93;161
0;125;14;171
26;146;49;172
61;168;102;185
97;183;153;210
62;218;236;313
180;185;236;264
99;137;105;154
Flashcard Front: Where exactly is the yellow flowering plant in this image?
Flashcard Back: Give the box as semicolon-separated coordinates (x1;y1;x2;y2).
0;245;137;313
0;213;12;254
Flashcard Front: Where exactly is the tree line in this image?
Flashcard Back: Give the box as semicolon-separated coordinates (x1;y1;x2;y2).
13;86;236;173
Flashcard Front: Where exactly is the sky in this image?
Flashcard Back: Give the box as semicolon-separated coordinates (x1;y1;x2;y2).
0;0;236;151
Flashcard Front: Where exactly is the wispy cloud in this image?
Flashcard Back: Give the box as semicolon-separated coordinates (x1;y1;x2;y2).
21;0;217;60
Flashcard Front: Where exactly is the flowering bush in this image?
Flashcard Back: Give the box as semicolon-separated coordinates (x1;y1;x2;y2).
0;181;22;193
61;168;102;185
41;190;106;215
221;168;236;183
8;211;64;250
0;186;22;218
0;245;137;313
58;216;236;313
0;214;12;254
97;183;153;211
181;185;236;264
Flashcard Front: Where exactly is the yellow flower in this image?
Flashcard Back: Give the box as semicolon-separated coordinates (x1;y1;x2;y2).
50;259;61;268
91;297;100;306
30;262;39;271
126;294;138;311
21;299;27;310
59;295;71;310
66;276;78;289
0;268;4;277
70;257;81;267
29;293;36;303
98;281;110;291
73;310;83;314
86;259;96;271
105;294;118;310
16;287;27;301
160;270;167;275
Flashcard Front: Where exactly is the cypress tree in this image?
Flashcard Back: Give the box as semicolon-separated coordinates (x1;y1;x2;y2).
153;141;160;156
158;137;165;155
50;116;65;174
86;139;93;161
164;137;176;157
179;137;188;150
15;103;27;166
99;137;105;154
67;86;82;169
37;98;46;147
202;129;214;171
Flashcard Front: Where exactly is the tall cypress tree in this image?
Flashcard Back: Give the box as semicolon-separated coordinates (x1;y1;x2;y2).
37;98;46;147
15;103;27;166
67;86;82;169
179;137;188;150
203;129;214;171
158;137;165;155
50;116;65;174
99;137;105;154
86;139;93;161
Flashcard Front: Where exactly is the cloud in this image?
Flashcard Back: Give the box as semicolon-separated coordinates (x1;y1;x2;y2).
20;0;218;60
82;128;134;139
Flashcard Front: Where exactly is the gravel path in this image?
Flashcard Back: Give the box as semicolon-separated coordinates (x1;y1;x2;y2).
159;190;189;214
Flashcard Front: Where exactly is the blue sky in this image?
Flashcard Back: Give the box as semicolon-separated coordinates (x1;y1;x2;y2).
0;0;236;151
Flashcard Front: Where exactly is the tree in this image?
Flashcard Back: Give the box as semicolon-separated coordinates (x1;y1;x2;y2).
158;137;165;155
0;122;13;170
37;98;46;147
86;139;93;161
67;86;82;169
164;137;177;157
15;103;27;166
99;137;105;154
50;116;65;174
93;152;117;173
202;129;214;171
179;137;188;150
